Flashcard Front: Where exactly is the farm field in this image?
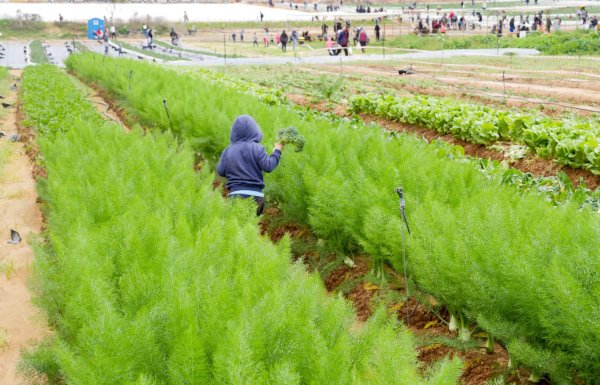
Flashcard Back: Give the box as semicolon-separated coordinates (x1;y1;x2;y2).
0;10;599;385
61;52;600;384
18;63;465;385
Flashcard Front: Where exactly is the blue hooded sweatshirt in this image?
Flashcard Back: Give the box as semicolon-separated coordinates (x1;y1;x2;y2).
217;115;281;195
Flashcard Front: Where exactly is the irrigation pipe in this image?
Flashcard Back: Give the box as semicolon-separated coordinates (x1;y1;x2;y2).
88;99;124;127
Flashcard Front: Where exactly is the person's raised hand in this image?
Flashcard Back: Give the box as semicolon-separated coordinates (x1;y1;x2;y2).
275;143;284;151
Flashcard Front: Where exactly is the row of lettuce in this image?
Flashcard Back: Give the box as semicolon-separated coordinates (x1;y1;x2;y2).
21;64;460;384
350;93;600;175
67;52;600;384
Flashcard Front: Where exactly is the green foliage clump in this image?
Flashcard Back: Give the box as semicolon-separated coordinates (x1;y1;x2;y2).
505;29;600;55
386;29;600;56
316;74;345;101
22;64;460;385
276;126;305;152
29;40;50;65
65;53;600;383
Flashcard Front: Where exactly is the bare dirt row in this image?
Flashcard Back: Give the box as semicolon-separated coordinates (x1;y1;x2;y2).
0;70;45;385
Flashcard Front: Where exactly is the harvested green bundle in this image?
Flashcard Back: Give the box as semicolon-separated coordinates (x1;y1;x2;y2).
277;126;305;152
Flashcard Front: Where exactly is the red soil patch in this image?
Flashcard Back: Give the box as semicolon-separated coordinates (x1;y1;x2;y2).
395;298;449;335
419;344;503;385
345;282;376;321
418;342;552;385
259;207;310;243
323;256;369;291
264;212;556;384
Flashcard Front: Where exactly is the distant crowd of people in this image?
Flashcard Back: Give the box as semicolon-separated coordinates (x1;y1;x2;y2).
413;6;598;36
225;17;378;57
416;11;478;34
355;5;385;14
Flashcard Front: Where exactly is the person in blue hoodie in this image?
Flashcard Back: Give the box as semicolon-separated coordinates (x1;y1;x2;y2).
217;115;284;215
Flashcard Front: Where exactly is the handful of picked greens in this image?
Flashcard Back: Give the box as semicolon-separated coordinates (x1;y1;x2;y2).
276;126;305;152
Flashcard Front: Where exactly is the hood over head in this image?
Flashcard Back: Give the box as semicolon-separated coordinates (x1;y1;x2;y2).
230;115;263;143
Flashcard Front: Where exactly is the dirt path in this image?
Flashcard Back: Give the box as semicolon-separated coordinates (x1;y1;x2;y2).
0;70;46;385
434;75;600;106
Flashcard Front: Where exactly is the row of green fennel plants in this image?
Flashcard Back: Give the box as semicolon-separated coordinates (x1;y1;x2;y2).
20;64;461;385
349;93;600;174
66;53;600;384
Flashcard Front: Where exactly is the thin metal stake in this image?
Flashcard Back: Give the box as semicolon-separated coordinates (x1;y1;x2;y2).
396;187;411;298
162;98;174;131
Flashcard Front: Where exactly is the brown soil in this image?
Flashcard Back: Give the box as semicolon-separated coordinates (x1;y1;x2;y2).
396;298;449;334
0;70;46;385
323;256;369;292
392;79;600;117
260;203;550;384
364;62;600;91
267;220;309;243
345;282;375;321
434;74;600;106
15;103;44;180
299;64;600;115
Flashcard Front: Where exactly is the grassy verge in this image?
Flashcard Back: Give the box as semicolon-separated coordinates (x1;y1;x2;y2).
186;39;321;58
382;29;600;55
0;19;84;39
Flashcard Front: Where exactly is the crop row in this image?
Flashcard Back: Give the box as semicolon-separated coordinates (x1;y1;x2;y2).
67;52;600;383
349;93;600;175
21;65;459;384
182;66;600;213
